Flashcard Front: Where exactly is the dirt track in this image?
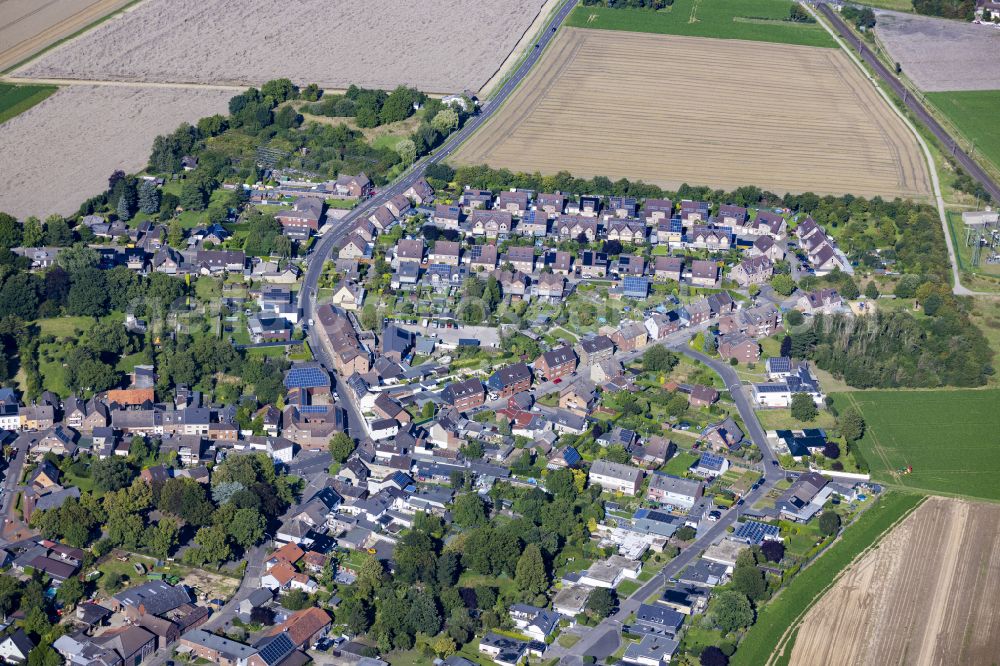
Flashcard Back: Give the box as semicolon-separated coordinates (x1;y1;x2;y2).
451;28;932;199
0;0;134;72
12;0;547;92
790;497;1000;666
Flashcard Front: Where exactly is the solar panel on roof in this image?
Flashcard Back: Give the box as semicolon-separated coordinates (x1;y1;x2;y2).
284;366;328;388
803;428;825;438
298;405;329;414
257;633;294;664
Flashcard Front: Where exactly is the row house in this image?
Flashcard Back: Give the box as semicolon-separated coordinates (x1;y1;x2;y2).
689;260;719;287
534;273;565;300
442;378;485;412
688;225;732;251
469;243;498;271
644;310;682;340
460;188;492;212
718;333;760;363
334;173;372;198
607;195;638;218
797;287;843;314
654;218;684;246
579;250;608;278
643;198;674;223
749;235;785;262
543;250;573;274
395;238;424;264
274;197;324;238
556;215;598;242
519;210;549;237
403;178;434;205
430;240;461;266
610;322;648;353
537;192;566;218
468;209;512;238
717;204;748;229
504;246;535;273
497;190;530;216
369;206;396;232
63;397;109;432
433;204;461;230
606;219;645;243
751;210;788;238
653;255;684;282
589;459;643;495
679;200;709;225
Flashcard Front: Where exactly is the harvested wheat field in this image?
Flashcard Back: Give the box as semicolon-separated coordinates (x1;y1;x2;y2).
452;28;931;198
13;0;546;92
0;85;230;219
0;0;135;72
789;497;1000;666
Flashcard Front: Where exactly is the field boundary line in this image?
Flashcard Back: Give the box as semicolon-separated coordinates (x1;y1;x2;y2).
479;0;570;101
807;4;991;298
764;493;927;666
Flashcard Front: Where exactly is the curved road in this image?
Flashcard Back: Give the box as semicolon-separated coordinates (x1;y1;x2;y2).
298;0;578;340
548;343;787;663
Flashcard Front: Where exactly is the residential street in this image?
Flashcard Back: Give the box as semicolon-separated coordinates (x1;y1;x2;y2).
549;340;784;662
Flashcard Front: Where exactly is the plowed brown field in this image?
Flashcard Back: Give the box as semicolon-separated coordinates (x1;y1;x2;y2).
789;497;1000;666
452;28;932;199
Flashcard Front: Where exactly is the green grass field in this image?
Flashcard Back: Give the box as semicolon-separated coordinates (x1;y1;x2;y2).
0;83;58;124
566;0;836;48
926;90;1000;175
732;492;924;666
833;390;1000;501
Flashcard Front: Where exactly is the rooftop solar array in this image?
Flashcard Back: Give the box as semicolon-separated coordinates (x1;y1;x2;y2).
733;520;780;544
284;365;328;389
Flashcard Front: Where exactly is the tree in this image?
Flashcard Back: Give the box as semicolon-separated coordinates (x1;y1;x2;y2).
819;511;841;536
0;212;22;250
770;273;796;296
228;507;266;548
432;634;457;658
761;540;785;563
453;493;487;528
337;596;372;634
282;589;311;611
67;267;109;316
823;441;841;459
44;216;74;246
22;217;44;247
431;108;459;134
713;590;754;632
92;457;135;492
144;518;179;559
395;139;417;165
784;309;804;327
117;190;134;221
675;525;696;541
328;432;355;462
780;335;792;357
643;345;678;373
701;646;730;666
838;407;866;442
790;393;818;422
586;587;616;618
188;524;231;566
515;544;548;597
0;575;20;617
731;563;767;602
864;281;880;300
180;178;208;211
406;589;442;636
56;577;84;608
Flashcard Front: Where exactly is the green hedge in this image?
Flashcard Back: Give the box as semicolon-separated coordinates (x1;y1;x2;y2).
732;492;924;665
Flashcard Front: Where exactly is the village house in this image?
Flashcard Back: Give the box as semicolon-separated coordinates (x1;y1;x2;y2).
652;256;683;282
610;322;648;353
442;378;485;412
589;459;643;495
429;240;461;266
504;246;535;273
717;204;748;229
644;311;682;340
460;188;492;212
689;260;719;287
433;204;462;230
643;198;674;223
385;194;411;218
535;273;566;300
274;197;324;238
575;335;615;366
688;384;719;408
718;303;781;338
330;282;364;311
730;255;773;287
335;173;372;198
688;225;732;251
469;209;512;238
797;287;843;314
469;243;498;271
395;239;424;265
498;190;530;216
534;346;578;381
717;333;760;363
537;192;566;218
578;249;608;278
749;235;785;262
487;363;533;398
646;472;703;509
403;178;434;204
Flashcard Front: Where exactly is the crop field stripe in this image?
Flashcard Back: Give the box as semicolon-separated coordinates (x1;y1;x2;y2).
732;492;925;666
452;28;931;198
0;82;58;124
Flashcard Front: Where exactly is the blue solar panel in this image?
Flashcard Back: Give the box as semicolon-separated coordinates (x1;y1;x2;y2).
563;446;581;466
699;453;725;469
298;405;329;414
733;520;780;545
284;365;328;389
622;276;649;298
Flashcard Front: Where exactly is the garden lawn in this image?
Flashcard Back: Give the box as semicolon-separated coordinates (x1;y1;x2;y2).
926;90;1000;175
732;492;923;666
0;83;58;124
754;408;836;431
832;390;1000;501
566;0;836;48
661;451;699;476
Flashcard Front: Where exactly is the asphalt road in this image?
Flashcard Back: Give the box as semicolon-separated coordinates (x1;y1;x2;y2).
550;341;785;663
817;2;1000;203
297;0;578;327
